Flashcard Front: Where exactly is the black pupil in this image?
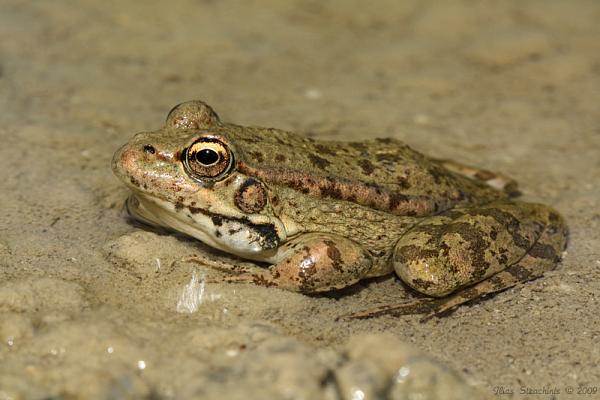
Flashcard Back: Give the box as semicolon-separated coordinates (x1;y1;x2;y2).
195;148;219;165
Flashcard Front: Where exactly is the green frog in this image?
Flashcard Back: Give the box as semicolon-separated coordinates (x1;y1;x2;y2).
111;100;568;318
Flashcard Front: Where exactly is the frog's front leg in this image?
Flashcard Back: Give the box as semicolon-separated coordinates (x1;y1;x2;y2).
345;201;567;319
207;233;374;293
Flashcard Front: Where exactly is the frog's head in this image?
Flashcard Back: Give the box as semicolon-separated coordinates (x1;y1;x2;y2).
111;100;287;260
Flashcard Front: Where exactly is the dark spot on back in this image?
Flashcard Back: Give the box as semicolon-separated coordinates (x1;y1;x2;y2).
211;215;223;226
314;144;337;156
308;153;331;170
366;182;383;195
319;180;343;199
388;192;409;210
428;164;447;184
397;176;411;189
249;151;265;163
349;142;367;153
375;152;402;163
357;159;375;175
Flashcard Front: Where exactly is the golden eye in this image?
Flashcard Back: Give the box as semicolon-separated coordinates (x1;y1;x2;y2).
184;138;233;180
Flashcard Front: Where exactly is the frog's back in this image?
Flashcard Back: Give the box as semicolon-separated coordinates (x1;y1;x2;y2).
226;125;506;217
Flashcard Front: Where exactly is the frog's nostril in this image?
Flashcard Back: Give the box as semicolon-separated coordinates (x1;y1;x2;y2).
143;144;156;154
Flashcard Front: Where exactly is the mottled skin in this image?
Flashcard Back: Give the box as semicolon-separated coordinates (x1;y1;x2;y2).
112;100;568;317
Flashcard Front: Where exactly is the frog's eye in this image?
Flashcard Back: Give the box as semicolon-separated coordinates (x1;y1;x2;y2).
184;138;233;180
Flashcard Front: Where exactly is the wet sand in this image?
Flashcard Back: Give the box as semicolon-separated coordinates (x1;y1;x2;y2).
1;1;599;398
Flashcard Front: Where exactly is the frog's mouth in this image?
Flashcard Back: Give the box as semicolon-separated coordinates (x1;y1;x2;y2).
125;195;166;229
124;193;283;262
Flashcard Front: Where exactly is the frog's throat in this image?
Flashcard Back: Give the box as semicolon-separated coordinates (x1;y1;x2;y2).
125;194;281;262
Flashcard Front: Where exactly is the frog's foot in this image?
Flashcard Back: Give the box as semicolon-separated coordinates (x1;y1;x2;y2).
433;158;519;196
192;233;373;293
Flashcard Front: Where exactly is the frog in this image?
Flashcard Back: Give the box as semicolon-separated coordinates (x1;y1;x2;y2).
111;100;568;318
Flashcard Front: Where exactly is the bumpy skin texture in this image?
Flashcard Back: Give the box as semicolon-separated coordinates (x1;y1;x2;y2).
112;100;568;317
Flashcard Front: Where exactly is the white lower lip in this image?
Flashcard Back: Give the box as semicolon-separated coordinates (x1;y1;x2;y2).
129;194;281;262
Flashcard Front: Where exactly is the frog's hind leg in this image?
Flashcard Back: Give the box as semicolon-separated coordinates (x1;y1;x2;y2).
342;201;568;320
422;211;567;318
341;246;555;320
433;158;519;196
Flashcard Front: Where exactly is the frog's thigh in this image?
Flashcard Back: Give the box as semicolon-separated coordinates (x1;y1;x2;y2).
265;233;373;293
393;201;566;297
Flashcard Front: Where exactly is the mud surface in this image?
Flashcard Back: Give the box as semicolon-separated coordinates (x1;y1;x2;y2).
1;1;599;399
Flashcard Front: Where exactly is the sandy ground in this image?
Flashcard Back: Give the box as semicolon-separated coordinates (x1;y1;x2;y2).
1;1;599;399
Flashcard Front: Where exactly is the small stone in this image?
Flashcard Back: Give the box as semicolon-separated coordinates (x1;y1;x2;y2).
336;360;388;400
342;334;492;400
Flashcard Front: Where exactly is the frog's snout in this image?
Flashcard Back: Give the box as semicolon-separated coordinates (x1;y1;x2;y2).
111;143;136;178
112;139;161;176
